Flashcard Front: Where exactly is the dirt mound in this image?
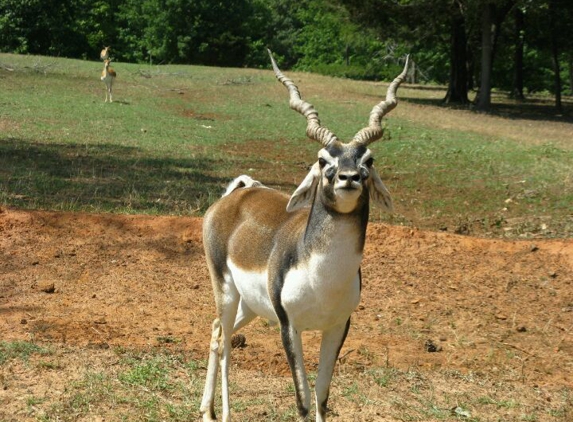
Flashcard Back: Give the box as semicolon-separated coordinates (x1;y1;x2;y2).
1;208;572;389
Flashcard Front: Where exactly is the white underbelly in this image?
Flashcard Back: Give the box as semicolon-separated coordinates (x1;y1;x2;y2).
281;253;361;331
227;260;278;323
228;251;362;331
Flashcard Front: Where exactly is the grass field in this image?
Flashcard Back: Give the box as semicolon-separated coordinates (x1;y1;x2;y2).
1;53;573;422
1;53;572;238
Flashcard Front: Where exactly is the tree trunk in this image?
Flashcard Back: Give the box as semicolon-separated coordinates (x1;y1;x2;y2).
550;36;563;114
410;59;417;84
467;44;475;91
569;54;573;96
476;3;494;111
549;0;563;114
444;3;469;104
492;1;515;65
512;7;525;99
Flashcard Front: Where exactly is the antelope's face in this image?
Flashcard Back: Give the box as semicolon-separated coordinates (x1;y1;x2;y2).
318;143;372;213
287;142;393;214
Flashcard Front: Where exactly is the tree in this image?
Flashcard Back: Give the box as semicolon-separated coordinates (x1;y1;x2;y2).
340;0;478;104
340;0;453;83
475;0;515;111
548;0;562;113
511;6;525;99
569;54;573;95
444;1;469;104
475;3;494;110
525;0;573;112
0;0;92;57
115;0;267;66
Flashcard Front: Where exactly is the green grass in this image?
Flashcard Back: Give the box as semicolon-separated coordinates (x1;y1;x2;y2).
1;340;570;421
1;52;572;237
0;340;51;364
36;348;203;421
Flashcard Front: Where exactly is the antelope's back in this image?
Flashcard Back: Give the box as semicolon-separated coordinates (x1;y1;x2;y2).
203;187;306;273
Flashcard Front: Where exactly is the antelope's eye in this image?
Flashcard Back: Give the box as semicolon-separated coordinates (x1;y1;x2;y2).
365;157;374;168
318;157;327;168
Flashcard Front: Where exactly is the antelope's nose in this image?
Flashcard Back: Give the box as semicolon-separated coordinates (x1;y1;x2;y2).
337;171;361;186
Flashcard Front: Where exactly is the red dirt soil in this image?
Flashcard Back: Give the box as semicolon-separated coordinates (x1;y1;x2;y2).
1;207;572;392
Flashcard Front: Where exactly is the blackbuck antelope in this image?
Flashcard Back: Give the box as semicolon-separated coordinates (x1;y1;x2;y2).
101;59;116;103
100;46;110;61
200;49;409;422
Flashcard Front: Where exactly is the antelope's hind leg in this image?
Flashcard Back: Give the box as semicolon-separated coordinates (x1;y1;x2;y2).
201;273;241;421
200;319;221;422
218;281;241;422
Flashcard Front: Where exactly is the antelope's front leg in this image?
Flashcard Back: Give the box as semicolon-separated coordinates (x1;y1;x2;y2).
281;323;311;420
315;319;351;422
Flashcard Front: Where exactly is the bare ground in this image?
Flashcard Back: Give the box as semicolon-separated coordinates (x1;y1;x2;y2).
1;207;572;420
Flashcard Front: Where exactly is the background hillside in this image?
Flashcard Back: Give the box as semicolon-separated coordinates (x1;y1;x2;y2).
1;0;572;112
1;53;572;238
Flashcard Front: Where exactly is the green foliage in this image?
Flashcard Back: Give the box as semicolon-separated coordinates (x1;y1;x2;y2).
307;61;403;82
261;0;409;81
0;0;119;59
291;1;398;80
115;0;267;65
291;2;351;68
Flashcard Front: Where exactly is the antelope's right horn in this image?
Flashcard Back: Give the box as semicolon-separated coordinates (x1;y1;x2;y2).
352;55;409;146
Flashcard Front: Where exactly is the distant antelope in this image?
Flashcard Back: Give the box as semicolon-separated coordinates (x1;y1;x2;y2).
200;50;409;422
101;59;116;103
100;46;110;61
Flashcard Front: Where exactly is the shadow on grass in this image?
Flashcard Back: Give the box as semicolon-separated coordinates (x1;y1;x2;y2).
0;138;230;214
399;94;573;123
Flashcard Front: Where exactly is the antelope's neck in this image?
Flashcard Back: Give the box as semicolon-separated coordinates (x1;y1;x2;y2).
280;202;367;330
302;196;369;258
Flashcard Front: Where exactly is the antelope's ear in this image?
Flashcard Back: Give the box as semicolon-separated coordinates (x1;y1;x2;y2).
286;162;321;212
367;165;393;212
